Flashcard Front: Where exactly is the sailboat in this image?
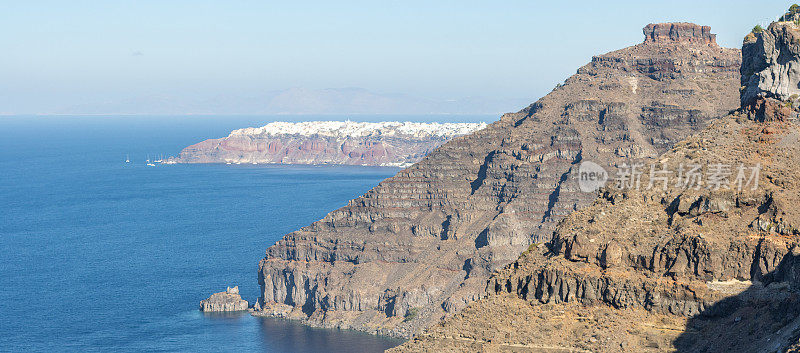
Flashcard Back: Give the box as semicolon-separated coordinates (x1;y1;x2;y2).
125;154;130;163
146;154;155;167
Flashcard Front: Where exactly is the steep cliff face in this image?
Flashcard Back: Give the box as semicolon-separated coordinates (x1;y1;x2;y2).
395;16;800;353
255;23;741;338
643;22;717;45
173;121;486;167
742;21;800;106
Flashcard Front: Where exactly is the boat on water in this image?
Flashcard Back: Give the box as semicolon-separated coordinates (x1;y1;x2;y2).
125;154;130;163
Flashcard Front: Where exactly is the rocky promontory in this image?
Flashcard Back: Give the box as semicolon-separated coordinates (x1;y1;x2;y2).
172;121;487;167
255;22;741;338
199;286;249;312
395;9;800;353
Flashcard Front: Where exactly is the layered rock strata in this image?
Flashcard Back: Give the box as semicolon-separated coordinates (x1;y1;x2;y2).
199;286;249;312
255;23;741;338
643;22;716;45
395;14;800;353
172;121;486;167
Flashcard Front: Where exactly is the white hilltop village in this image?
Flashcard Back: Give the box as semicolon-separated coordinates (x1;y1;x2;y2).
231;121;488;139
172;120;488;167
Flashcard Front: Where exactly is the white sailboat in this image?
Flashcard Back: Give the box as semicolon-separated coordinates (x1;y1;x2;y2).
146;154;155;167
125;154;130;163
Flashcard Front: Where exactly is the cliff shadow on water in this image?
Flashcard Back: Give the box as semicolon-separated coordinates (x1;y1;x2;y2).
674;253;800;352
257;317;404;353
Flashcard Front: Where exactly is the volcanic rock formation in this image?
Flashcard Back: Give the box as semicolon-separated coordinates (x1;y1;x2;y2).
742;20;800;122
643;22;717;45
199;286;249;312
172;121;486;167
394;13;800;353
255;23;741;338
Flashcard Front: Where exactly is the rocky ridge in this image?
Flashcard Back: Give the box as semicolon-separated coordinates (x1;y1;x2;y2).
172;121;486;167
255;23;741;338
394;12;800;353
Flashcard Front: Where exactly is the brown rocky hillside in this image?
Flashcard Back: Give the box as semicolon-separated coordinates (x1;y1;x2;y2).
394;17;800;353
255;23;741;338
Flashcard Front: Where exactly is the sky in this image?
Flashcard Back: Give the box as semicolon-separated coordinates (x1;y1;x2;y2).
0;1;793;114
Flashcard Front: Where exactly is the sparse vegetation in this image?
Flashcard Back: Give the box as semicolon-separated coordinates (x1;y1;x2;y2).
780;4;800;21
789;94;799;109
753;25;764;33
403;307;419;322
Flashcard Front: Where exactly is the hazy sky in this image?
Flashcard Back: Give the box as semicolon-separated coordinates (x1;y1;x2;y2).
0;1;792;114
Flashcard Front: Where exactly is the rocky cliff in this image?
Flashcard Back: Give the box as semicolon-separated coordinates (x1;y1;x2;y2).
643;22;717;45
172;121;486;167
255;23;741;338
395;13;800;353
741;20;800;123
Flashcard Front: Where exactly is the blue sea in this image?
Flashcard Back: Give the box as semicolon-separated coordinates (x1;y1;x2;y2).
0;114;489;352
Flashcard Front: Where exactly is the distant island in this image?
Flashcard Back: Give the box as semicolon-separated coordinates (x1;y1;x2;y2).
171;121;487;167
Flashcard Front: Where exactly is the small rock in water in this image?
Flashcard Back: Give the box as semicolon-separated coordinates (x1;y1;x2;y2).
199;286;249;312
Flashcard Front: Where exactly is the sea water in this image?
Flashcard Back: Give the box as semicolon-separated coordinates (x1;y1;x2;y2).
0;115;500;352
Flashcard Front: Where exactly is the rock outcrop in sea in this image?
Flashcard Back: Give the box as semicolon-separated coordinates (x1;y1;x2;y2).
172;121;487;167
394;10;800;353
254;23;742;338
199;286;249;312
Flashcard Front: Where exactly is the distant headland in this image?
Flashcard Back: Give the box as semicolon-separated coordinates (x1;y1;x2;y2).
170;121;487;167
